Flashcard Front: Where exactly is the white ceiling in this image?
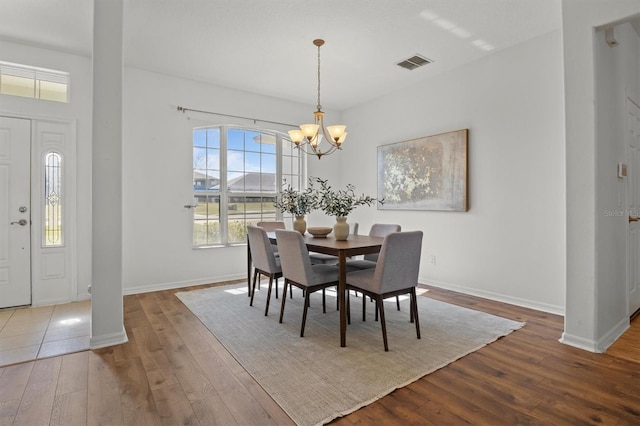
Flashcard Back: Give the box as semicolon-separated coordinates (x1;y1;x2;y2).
0;0;561;110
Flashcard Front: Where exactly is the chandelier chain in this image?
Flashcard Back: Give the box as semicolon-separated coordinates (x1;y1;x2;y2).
317;42;322;111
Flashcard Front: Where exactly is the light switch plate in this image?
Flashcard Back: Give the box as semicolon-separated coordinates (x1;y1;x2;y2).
618;162;627;178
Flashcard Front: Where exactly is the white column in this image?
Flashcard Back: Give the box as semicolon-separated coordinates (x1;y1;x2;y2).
90;0;127;348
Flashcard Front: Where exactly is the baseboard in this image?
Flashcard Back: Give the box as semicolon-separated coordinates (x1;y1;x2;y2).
90;327;128;349
76;292;91;301
421;276;564;316
559;332;600;352
596;317;629;352
31;293;91;307
127;275;564;316
32;296;82;307
553;317;629;354
123;273;246;296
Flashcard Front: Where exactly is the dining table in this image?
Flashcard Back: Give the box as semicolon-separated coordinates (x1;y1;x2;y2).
247;232;384;347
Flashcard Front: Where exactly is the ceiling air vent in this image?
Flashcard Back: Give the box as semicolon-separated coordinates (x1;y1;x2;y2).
396;55;432;70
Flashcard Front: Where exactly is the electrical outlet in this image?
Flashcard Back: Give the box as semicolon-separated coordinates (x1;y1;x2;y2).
430;255;436;266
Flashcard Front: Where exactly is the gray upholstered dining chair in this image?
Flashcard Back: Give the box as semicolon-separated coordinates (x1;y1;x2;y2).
347;223;401;269
247;225;283;316
308;251;338;265
347;223;402;311
255;221;291;298
257;220;285;255
276;229;340;337
256;221;286;232
345;230;423;351
258;220;336;265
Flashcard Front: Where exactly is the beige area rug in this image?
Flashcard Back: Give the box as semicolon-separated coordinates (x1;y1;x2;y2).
176;284;524;426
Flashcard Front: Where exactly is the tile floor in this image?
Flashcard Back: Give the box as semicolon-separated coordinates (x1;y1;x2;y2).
0;300;90;367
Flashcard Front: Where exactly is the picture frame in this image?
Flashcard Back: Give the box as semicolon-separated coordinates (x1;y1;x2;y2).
377;129;468;211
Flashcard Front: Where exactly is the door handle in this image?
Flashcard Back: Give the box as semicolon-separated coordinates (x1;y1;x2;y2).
10;219;28;226
630;216;640;223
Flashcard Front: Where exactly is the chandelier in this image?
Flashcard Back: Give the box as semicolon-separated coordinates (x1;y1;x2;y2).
288;39;347;159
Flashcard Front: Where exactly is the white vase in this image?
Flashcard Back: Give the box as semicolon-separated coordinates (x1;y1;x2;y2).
293;215;307;234
333;216;349;240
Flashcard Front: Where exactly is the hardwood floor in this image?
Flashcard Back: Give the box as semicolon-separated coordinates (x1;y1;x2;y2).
1;281;640;425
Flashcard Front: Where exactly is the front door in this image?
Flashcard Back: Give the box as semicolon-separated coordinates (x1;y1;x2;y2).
0;116;31;308
628;97;640;316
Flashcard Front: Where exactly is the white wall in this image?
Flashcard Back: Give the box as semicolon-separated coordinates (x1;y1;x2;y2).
562;0;640;352
333;31;566;314
121;68;341;293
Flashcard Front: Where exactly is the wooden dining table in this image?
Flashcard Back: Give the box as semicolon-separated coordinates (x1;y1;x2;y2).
247;232;384;347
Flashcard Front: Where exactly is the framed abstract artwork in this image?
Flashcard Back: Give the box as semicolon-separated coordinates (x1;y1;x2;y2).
377;129;468;211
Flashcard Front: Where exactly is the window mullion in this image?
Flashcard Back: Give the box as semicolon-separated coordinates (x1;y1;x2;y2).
219;126;229;246
275;133;282;221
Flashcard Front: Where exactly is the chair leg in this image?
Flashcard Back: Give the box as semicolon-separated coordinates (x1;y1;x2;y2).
279;280;289;323
322;289;326;313
250;270;259;306
289;282;293;298
409;294;414;323
377;295;389;351
362;295;366;321
369;296;379;321
347;290;351;325
396;295;401;311
264;275;274;316
412;288;421;339
375;299;379;322
301;290;311;337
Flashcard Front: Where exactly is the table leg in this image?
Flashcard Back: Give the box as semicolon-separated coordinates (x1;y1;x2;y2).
247;239;252;297
339;251;347;347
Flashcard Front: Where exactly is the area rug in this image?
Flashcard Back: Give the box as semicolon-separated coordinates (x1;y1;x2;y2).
176;284;524;426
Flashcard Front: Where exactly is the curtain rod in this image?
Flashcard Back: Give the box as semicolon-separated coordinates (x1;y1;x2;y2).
176;106;297;128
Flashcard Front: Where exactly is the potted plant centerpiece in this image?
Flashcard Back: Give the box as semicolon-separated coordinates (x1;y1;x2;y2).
273;181;318;234
312;177;382;240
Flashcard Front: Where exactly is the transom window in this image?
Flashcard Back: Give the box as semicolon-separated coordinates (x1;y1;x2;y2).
192;126;303;247
0;61;69;103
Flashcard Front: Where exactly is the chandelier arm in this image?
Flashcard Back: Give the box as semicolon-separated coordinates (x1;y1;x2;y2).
319;125;339;148
293;142;339;159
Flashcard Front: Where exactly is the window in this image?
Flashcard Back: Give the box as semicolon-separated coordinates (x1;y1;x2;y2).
44;152;63;246
193;126;303;247
0;61;69;103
